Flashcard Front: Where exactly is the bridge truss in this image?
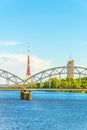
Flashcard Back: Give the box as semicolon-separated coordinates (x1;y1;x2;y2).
0;69;24;87
25;66;87;88
0;66;87;89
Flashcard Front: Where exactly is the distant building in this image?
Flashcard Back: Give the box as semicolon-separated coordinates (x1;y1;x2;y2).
67;60;74;79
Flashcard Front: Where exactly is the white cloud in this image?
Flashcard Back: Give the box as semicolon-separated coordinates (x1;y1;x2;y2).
0;41;20;46
0;53;52;82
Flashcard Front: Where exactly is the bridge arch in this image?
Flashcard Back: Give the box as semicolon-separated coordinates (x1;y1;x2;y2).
0;69;24;85
25;66;87;86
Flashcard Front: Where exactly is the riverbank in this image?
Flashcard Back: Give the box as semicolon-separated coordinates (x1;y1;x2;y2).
51;90;87;93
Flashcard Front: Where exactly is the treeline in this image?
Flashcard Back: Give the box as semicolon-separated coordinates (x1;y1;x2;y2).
25;77;87;89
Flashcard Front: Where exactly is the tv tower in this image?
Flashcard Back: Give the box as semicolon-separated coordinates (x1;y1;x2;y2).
26;43;31;81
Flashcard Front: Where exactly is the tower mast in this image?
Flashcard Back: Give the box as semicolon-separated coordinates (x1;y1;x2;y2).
26;43;31;80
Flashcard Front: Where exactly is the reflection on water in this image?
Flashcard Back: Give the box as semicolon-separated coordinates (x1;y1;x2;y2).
0;91;87;130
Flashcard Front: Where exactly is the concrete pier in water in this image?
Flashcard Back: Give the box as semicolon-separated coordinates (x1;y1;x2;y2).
21;91;32;101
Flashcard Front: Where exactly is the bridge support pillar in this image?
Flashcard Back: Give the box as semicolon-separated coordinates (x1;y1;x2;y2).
21;91;32;101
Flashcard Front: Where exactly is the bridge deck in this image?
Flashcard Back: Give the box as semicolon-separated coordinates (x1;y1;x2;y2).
0;87;87;91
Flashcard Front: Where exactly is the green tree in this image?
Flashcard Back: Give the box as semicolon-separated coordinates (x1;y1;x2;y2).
43;81;49;88
32;83;37;88
51;77;59;88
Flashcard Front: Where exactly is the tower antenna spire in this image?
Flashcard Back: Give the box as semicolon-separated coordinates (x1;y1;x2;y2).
70;53;71;61
28;42;30;55
26;42;31;79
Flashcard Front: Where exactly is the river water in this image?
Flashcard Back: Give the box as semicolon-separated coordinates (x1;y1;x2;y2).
0;91;87;130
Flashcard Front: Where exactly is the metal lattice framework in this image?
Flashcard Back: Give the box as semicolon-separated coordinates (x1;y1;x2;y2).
0;69;24;85
1;66;87;88
25;66;87;85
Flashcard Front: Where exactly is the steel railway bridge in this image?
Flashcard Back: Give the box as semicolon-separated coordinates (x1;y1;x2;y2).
0;66;87;100
0;66;87;90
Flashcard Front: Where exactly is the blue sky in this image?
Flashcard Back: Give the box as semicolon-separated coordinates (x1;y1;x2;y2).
0;0;87;78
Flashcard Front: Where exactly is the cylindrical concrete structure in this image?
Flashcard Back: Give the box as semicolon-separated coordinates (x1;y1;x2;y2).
21;91;27;100
26;92;32;101
21;91;32;101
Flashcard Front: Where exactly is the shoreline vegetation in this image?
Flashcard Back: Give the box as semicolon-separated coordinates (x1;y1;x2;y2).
24;77;87;94
51;90;87;93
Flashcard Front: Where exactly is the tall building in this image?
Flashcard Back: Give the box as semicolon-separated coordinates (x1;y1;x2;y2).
67;60;74;79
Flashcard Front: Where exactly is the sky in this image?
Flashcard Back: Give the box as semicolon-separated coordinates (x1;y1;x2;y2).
0;0;87;81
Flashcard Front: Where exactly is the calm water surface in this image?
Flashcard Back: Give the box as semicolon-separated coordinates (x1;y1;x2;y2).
0;91;87;130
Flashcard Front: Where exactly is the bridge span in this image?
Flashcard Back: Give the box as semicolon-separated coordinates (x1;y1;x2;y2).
0;66;87;100
25;66;87;87
0;66;87;87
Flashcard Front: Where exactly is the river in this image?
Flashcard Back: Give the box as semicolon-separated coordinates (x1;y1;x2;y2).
0;91;87;130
